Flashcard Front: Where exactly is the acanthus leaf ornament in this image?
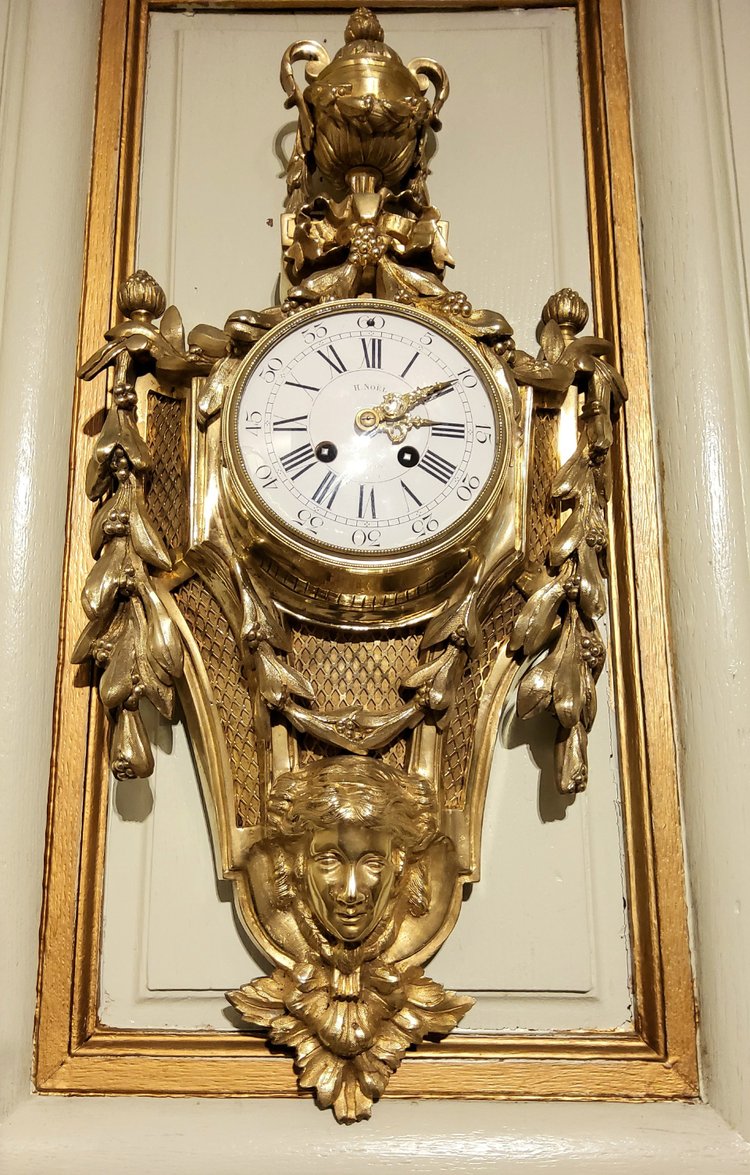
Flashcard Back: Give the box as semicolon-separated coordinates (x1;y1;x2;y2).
74;8;628;1121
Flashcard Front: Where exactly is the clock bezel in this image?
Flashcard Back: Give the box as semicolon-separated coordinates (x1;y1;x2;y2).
221;298;513;577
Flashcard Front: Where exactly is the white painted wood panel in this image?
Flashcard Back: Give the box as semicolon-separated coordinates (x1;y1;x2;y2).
137;9;591;347
99;7;631;1034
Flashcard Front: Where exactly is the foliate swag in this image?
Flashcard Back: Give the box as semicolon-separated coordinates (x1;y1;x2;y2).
510;289;628;793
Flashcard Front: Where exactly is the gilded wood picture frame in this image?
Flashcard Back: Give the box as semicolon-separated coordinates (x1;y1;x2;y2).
34;0;698;1106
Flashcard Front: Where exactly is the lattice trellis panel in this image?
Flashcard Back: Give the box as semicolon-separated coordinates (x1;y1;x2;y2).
440;408;560;808
146;392;188;553
289;624;421;767
289;626;421;711
441;586;525;808
526;408;560;569
174;577;260;827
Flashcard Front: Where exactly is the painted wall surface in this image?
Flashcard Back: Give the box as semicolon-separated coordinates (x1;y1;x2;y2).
626;0;750;1143
1;1;750;1170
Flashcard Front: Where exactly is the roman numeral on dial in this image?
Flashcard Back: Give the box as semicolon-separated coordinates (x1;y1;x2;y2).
284;380;319;394
317;344;347;375
358;484;377;519
280;443;316;479
420;449;456;484
311;471;342;509
361;337;382;368
400;352;419;379
431;421;466;439
273;414;309;432
400;480;422;508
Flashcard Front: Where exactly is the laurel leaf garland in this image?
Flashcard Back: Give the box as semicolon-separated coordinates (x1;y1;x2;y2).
511;290;627;793
508;576;566;658
75;273;189;780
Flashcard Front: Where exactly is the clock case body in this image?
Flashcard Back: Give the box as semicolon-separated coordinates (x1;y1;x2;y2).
167;292;533;970
68;5;628;1122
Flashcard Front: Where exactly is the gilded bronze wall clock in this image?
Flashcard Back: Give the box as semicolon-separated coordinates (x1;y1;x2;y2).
73;7;630;1123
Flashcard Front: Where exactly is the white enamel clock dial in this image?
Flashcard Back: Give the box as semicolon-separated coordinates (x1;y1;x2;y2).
225;301;508;558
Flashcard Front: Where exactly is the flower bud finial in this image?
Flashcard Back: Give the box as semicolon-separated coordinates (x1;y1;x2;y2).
117;269;167;321
345;8;384;43
542;288;589;334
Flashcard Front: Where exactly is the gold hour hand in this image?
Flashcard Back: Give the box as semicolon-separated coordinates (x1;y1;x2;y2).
355;379;454;435
373;415;433;445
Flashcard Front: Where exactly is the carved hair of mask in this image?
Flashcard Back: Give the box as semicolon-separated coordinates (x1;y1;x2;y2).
266;755;437;945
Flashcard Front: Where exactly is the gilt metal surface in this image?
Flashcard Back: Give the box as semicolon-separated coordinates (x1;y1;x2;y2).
72;7;628;1121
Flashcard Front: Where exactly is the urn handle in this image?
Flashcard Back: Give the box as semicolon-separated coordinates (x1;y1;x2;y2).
279;39;331;151
407;57;450;129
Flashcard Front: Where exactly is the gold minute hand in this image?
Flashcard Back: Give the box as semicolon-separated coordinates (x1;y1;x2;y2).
354;379;454;434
